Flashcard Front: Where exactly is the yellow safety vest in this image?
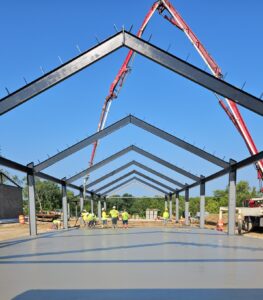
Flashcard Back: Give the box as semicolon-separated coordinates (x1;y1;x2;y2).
122;212;129;221
110;209;119;218
102;211;107;220
163;211;169;219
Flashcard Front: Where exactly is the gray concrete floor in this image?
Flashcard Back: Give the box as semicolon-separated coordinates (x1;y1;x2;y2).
1;227;263;299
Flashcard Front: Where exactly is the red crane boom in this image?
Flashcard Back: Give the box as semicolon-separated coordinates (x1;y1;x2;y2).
86;0;263;189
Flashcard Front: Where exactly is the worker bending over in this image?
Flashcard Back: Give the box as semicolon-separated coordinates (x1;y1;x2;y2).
122;209;129;229
163;208;169;225
110;206;119;229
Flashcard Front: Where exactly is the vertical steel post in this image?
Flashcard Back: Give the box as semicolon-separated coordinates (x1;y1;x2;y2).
165;195;168;210
62;180;68;230
75;203;78;217
228;160;237;235
91;193;94;214
80;190;84;212
169;193;172;219
185;186;189;225
98;197;102;220
200;176;206;229
104;197;107;210
175;191;179;223
27;163;37;236
67;203;70;219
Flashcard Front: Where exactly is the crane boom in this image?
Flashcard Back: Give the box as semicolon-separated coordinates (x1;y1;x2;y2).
87;0;263;188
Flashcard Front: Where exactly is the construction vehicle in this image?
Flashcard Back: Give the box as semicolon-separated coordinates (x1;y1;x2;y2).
86;0;263;191
219;198;263;234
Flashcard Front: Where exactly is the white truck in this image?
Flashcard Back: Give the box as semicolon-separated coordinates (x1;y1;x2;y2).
219;198;263;234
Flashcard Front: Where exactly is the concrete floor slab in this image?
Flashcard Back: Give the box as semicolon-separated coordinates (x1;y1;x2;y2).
1;227;263;299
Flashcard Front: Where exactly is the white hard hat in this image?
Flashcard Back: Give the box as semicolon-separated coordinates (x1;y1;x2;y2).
102;208;105;210
113;206;116;209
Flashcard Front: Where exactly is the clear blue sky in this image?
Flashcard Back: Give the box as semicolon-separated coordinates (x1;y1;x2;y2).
0;0;263;197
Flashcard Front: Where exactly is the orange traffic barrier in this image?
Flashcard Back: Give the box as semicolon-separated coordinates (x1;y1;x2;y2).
19;215;25;224
216;219;224;231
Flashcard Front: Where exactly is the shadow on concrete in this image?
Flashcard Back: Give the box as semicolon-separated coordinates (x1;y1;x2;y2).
2;258;263;265
13;288;263;300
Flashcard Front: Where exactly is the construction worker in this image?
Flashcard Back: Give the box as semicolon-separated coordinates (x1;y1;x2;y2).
83;211;90;227
101;208;108;228
163;208;169;225
81;210;87;227
110;206;119;229
87;213;95;228
52;218;61;229
121;209;129;229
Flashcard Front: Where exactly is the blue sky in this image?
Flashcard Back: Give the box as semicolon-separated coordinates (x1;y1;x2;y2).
0;0;263;197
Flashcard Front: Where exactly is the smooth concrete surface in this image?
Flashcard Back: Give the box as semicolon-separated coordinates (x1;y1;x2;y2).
1;227;263;299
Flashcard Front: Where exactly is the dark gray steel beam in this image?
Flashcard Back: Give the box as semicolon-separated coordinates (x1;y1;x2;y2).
133;170;174;192
175;150;263;194
133;161;184;188
0;32;124;115
124;32;263;116
94;170;173;194
34;115;131;172
66;146;133;184
87;161;135;188
87;160;184;189
94;170;135;193
68;145;199;184
102;176;168;196
130;115;229;168
132;146;200;181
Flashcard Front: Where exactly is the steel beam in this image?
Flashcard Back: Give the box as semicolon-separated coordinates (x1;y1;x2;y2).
169;193;173;218
35;114;228;172
124;32;263;116
27;164;37;236
68;145;198;184
102;176;168;196
200;177;206;229
34;115;131;172
0;32;124;115
132;146;199;181
94;170;173;194
175;191;179;223
175;150;263;194
228;162;237;235
130;115;228;168
62;182;68;230
184;187;189;225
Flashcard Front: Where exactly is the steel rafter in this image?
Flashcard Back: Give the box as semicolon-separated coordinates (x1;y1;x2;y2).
1;31;263;116
34;114;228;172
93;170;174;194
101;176;168;196
87;160;184;188
67;145;199;184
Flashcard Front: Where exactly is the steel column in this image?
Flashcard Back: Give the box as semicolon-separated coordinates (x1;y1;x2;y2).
80;191;84;212
185;187;189;225
98;199;102;220
62;182;68;230
200;178;206;229
27;164;37;236
104;200;107;210
169;193;173;218
228;163;237;235
165;195;168;210
175;192;179;223
91;194;94;214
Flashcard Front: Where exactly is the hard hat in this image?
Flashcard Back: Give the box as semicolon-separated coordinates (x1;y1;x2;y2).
83;209;86;212
102;208;105;210
113;206;116;209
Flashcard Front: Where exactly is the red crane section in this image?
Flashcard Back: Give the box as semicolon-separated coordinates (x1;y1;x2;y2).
87;0;263;189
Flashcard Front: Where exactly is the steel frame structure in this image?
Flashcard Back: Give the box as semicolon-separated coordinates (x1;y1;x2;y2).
93;170;174;194
101;176;168;197
1;31;262;116
33;114;228;173
87;160;184;189
67;145;200;184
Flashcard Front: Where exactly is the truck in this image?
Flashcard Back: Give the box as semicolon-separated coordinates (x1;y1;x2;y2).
219;197;263;234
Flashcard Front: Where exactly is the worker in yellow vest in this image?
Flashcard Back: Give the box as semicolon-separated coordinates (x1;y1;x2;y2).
163;208;169;225
83;211;90;228
101;208;108;228
109;206;119;229
121;209;129;229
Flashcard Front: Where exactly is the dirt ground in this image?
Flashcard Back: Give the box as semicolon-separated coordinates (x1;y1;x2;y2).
0;216;263;242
